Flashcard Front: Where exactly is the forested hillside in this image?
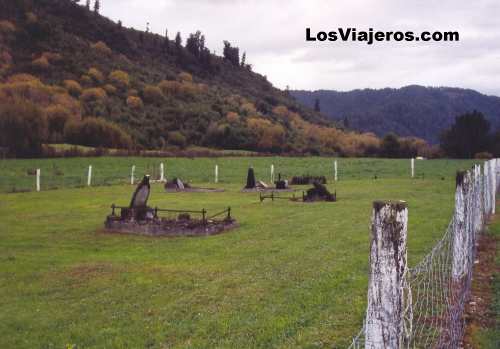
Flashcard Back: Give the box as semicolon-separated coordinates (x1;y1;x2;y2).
291;86;500;143
0;0;393;158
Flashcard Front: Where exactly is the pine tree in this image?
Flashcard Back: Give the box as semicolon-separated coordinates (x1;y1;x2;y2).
85;0;90;9
241;52;246;67
314;98;320;112
163;28;169;53
175;32;182;50
94;0;100;14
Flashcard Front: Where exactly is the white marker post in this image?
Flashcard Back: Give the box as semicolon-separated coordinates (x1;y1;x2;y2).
160;163;165;182
411;158;415;178
271;164;275;183
215;164;219;183
334;160;338;181
87;165;92;186
131;165;136;185
36;168;40;192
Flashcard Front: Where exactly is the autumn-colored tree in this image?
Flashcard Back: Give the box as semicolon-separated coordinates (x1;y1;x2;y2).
87;67;104;84
143;85;164;104
80;87;107;102
91;41;112;55
109;70;130;90
126;95;143;109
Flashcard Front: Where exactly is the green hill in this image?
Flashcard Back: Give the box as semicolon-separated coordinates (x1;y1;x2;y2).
0;0;392;158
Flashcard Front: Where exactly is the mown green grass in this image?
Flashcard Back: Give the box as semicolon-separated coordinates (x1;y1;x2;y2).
0;156;476;348
0;157;478;193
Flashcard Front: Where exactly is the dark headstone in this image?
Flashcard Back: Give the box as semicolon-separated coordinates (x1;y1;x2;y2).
245;167;256;189
304;182;336;202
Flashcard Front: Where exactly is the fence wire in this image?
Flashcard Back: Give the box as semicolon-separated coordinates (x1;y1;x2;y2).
349;159;498;348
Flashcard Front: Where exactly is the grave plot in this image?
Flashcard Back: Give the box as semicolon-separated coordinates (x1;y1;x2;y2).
241;167;295;192
105;175;236;237
259;182;337;203
290;175;327;185
164;177;224;193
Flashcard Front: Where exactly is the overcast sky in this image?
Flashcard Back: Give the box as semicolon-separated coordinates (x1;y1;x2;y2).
99;0;500;96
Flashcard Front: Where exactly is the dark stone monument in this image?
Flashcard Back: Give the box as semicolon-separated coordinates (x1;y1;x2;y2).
275;173;288;190
245;167;256;189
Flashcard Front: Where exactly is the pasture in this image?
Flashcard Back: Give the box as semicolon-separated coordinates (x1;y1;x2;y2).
0;157;480;348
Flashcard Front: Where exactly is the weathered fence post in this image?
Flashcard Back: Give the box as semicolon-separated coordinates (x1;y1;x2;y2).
491;160;496;214
365;200;408;349
87;165;92;186
131;165;136;185
271;164;275;183
160;163;165;182
215;164;219;183
411;158;415;178
452;171;471;281
36;168;41;192
334;160;338;181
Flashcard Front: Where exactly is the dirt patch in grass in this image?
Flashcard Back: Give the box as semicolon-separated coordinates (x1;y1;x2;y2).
462;226;499;347
54;262;123;287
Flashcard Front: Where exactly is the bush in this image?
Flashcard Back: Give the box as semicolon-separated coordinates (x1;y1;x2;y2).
32;56;50;70
88;67;104;84
167;131;186;148
7;74;39;83
45;105;71;142
91;41;112;55
64;117;133;149
474;151;493;159
126;95;143;109
178;72;193;82
63;80;82;96
109;70;130;90
0;20;16;34
103;84;117;95
80;87;107;102
0;100;47;157
143;85;163;104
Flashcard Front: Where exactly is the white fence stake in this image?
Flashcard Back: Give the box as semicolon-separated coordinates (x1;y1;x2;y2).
452;171;470;281
131;165;135;185
36;168;40;192
271;164;275;183
365;200;409;349
411;158;415;178
87;165;92;186
334;160;338;181
160;163;165;182
215;164;219;183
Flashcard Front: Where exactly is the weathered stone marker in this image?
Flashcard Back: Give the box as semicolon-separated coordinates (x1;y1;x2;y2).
131;165;136;185
160;163;165;182
365;200;408;349
411;158;414;178
215;164;219;183
334;160;338;181
271;164;275;183
246;167;256;189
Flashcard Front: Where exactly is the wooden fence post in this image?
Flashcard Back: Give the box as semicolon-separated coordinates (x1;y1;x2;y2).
365;200;408;349
411;158;415;178
36;168;40;192
87;165;92;186
131;165;135;185
452;170;471;281
334;160;338;181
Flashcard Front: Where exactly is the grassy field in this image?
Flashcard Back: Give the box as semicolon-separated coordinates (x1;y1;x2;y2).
0;156;479;193
0;158;482;348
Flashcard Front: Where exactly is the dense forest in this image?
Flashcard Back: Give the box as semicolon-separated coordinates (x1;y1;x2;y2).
0;0;407;158
291;86;500;144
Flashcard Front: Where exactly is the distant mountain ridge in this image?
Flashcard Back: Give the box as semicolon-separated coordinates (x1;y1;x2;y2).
291;86;500;143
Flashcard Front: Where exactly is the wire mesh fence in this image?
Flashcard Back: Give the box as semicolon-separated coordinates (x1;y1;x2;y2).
349;159;498;348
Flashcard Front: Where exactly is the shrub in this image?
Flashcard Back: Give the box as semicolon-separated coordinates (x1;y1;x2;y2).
126;95;143;109
7;74;39;83
103;84;117;95
177;72;193;82
45;105;71;142
226;111;240;123
42;52;62;63
474;151;493;159
0;100;47;157
167;131;186;148
143;85;163;104
32;56;50;70
127;89;139;97
80;74;92;86
88;67;104;84
0;20;16;34
80;87;107;102
109;70;130;89
63;80;82;96
26;12;38;24
158;80;181;96
64;117;133;149
91;41;112;55
240;102;257;115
